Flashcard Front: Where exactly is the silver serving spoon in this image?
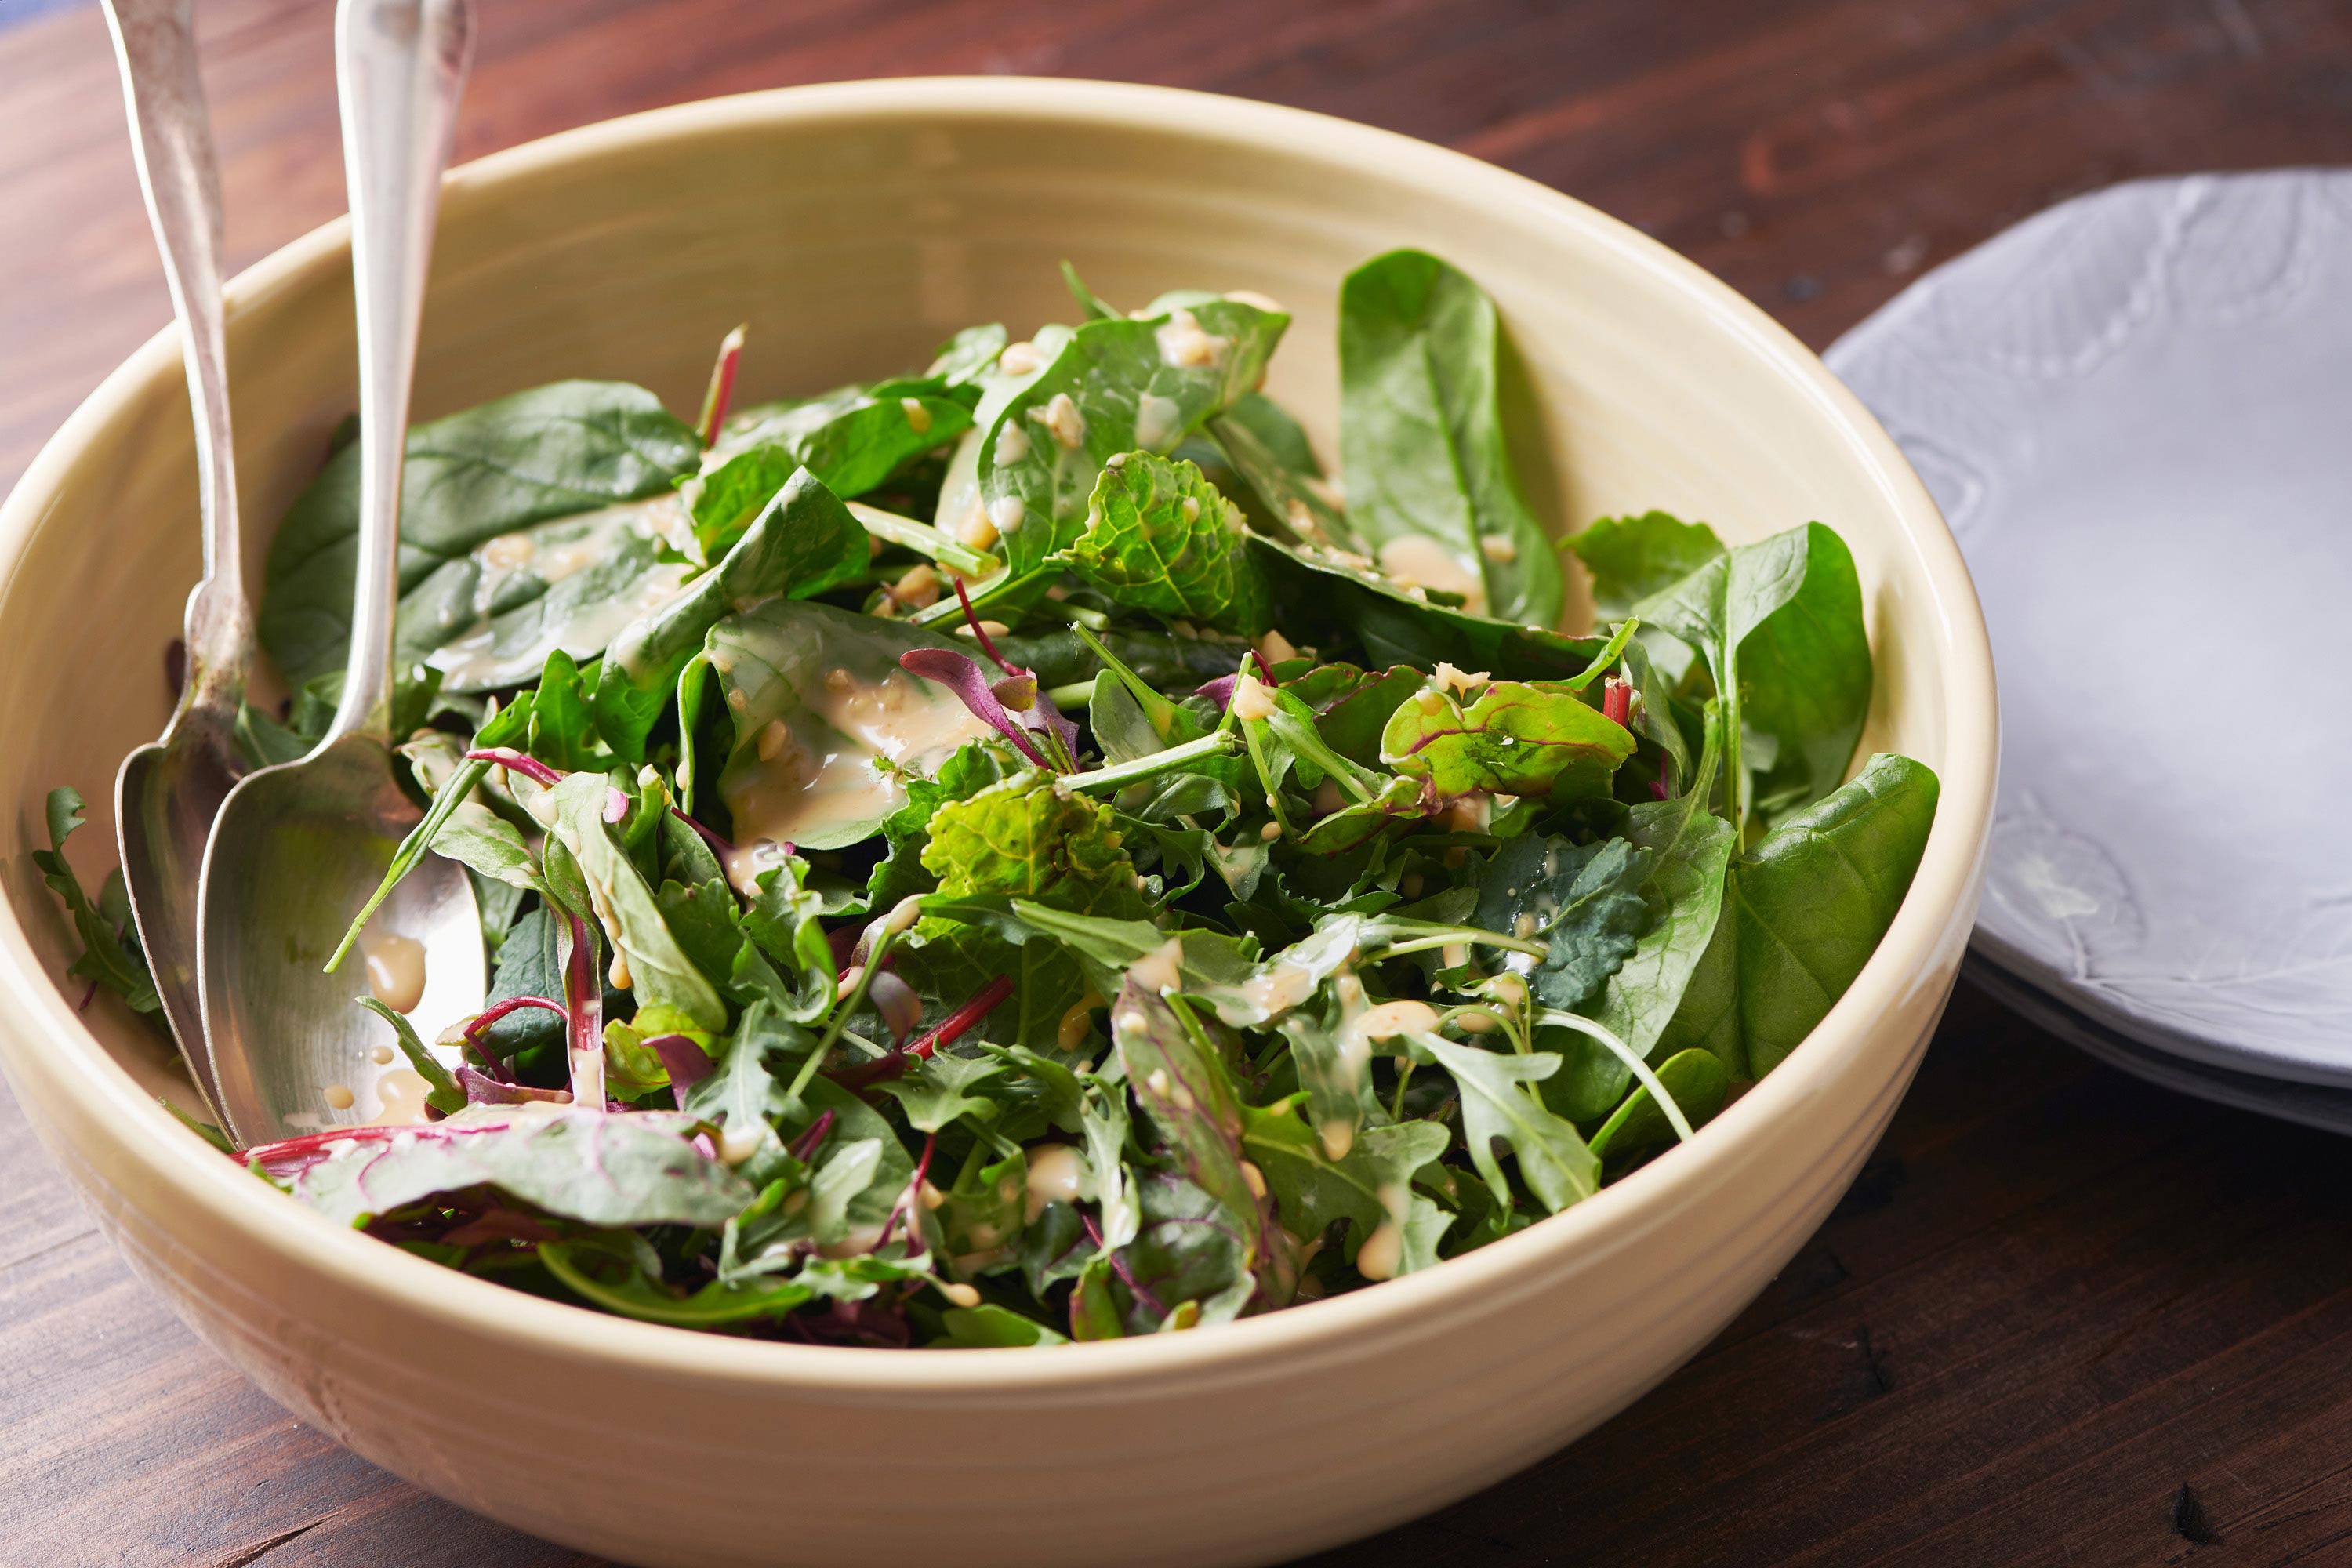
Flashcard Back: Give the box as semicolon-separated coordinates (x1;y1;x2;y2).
101;0;249;1123
195;0;480;1148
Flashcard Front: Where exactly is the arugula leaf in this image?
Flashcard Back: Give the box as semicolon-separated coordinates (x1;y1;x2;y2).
681;999;801;1181
593;466;870;763
1062;452;1271;635
924;1145;1028;1276
1409;1033;1599;1214
1470;837;1655;1011
260;381;702;690
1079;1072;1142;1251
529;774;725;1032
1240;1106;1450;1276
1338;249;1561;626
879;1052;1011;1134
518;648;608;771
356;998;466;1116
1381;675;1636;802
739;858;839;1024
978;300;1289;574
267;1106;753;1229
804;1138;890;1249
32;787;159;1014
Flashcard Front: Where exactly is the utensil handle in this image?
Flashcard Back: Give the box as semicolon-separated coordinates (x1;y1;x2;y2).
328;0;473;746
100;0;251;715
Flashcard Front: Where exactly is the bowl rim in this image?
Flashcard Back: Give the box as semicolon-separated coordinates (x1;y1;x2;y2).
0;74;1996;1395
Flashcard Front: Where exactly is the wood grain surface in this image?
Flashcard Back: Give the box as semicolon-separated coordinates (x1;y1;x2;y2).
4;2;2350;1564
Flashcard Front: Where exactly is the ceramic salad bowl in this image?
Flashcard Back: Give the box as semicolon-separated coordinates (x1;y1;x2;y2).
0;78;1994;1568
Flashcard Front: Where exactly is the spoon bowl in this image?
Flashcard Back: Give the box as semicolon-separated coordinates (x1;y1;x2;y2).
194;0;478;1147
197;733;481;1141
115;715;241;1116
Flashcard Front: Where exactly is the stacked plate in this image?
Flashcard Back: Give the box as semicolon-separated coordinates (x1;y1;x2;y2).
1828;170;2352;1131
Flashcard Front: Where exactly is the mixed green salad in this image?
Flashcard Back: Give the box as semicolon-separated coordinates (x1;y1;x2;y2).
45;251;1936;1348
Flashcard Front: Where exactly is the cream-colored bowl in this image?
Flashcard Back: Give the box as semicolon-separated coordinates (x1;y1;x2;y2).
0;79;1993;1567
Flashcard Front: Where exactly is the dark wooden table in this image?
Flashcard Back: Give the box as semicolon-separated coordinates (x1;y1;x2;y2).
5;2;2350;1563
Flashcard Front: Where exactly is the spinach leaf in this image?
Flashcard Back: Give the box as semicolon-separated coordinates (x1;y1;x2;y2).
939;1305;1069;1348
989;624;1254;692
1207;392;1348;548
1631;521;1871;828
1587;1048;1730;1164
1569;510;1726;619
413;500;695;696
978;300;1288;574
1253;533;1612;681
543;1236;815;1327
260;381;702;690
1681;753;1940;1077
477;907;565;1060
684;599;994;854
1219;389;1324;481
1061;452;1271;635
690;387;969;556
922;323;1011;391
1338;249;1561;626
593;467;869;764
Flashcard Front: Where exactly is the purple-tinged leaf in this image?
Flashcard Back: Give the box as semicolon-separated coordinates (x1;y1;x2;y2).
459;1066;575;1106
645;1034;714;1094
900;648;1051;770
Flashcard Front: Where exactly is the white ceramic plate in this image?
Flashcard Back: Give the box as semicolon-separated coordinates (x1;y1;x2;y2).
1829;170;2352;1101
